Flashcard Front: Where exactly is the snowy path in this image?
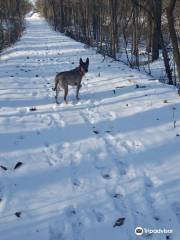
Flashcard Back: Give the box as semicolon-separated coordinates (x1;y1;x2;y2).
0;14;180;240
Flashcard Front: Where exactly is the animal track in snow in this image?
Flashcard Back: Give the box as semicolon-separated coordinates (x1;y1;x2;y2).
0;183;7;212
49;221;67;240
14;135;25;145
32;91;38;96
65;206;85;240
94;158;107;170
116;161;127;176
72;178;82;188
50;111;66;128
172;202;180;224
121;139;144;153
43;144;61;166
92;209;105;223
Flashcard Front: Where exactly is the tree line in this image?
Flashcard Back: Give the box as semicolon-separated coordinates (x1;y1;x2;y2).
0;0;32;51
36;0;180;85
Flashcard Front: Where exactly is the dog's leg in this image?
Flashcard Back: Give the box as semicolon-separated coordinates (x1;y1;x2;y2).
64;86;68;104
55;87;60;104
76;84;82;100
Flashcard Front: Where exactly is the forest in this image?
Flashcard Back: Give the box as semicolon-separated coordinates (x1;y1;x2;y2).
0;1;180;239
0;0;32;51
35;0;180;86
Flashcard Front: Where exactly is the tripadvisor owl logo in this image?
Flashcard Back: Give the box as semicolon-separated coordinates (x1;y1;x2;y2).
135;227;144;236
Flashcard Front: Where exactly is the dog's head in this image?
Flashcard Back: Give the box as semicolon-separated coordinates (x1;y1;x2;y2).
79;58;89;73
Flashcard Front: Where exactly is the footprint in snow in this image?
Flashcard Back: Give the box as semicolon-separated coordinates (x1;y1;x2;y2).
144;175;154;188
0;183;7;209
49;221;67;240
0;183;5;198
94;159;107;170
112;192;127;213
92;209;105;223
18;135;25;140
43;145;59;166
121;140;141;153
65;206;85;240
18;108;27;116
32;91;38;96
117;161;127;176
14;136;24;145
36;130;40;135
46;158;57;167
172;202;180;223
44;142;50;148
66;205;77;218
72;178;82;188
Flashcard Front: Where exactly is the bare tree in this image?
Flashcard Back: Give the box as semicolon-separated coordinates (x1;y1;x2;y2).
36;0;180;84
166;0;180;83
0;0;32;51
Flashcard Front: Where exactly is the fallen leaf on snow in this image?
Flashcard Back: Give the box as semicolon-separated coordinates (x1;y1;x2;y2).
113;217;125;227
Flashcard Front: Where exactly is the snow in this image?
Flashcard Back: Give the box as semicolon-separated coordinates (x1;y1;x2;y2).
0;14;180;240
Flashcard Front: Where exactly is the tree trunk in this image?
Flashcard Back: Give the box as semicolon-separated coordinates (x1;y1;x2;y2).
159;31;173;85
146;14;152;53
166;0;180;83
151;0;161;61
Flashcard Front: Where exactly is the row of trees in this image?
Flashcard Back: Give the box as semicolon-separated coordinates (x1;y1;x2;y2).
36;0;180;84
0;0;32;51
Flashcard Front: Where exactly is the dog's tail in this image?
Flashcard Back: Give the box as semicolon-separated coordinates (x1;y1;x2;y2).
52;76;58;91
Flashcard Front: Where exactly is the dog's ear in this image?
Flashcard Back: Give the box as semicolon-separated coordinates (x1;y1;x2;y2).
86;58;89;65
79;58;83;65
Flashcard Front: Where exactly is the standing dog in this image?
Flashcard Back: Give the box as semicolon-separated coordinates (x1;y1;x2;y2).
53;58;89;104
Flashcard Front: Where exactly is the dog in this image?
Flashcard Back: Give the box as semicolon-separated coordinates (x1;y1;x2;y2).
52;58;89;104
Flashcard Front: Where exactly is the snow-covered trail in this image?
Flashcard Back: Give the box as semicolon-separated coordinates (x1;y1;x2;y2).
0;14;180;240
